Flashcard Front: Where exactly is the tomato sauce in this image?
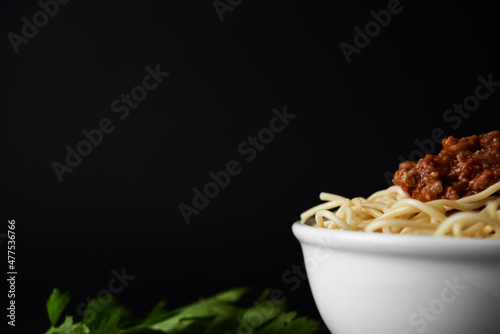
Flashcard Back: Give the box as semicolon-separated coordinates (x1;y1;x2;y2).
393;130;500;202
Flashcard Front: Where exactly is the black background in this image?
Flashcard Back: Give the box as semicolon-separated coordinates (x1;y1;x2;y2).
1;0;500;333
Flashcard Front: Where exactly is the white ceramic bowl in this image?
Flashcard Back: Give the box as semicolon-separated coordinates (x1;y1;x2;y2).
292;221;500;334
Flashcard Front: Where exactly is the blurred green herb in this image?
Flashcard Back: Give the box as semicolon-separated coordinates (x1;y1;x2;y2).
44;288;319;334
46;289;71;327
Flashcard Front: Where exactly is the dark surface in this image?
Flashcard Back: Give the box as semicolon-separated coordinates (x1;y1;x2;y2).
1;0;500;333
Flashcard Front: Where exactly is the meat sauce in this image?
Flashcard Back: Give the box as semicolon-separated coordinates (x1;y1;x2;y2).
392;130;500;202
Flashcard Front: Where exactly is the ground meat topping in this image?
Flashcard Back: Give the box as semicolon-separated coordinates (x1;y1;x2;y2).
392;130;500;202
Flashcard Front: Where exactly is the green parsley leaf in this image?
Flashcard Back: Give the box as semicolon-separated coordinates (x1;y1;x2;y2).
43;287;320;334
45;316;90;334
255;311;319;334
82;296;133;331
211;287;250;303
46;289;71;327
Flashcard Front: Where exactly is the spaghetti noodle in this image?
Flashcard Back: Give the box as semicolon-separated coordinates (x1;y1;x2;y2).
300;181;500;238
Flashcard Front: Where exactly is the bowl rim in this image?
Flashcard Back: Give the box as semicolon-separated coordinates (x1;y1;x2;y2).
292;220;500;259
